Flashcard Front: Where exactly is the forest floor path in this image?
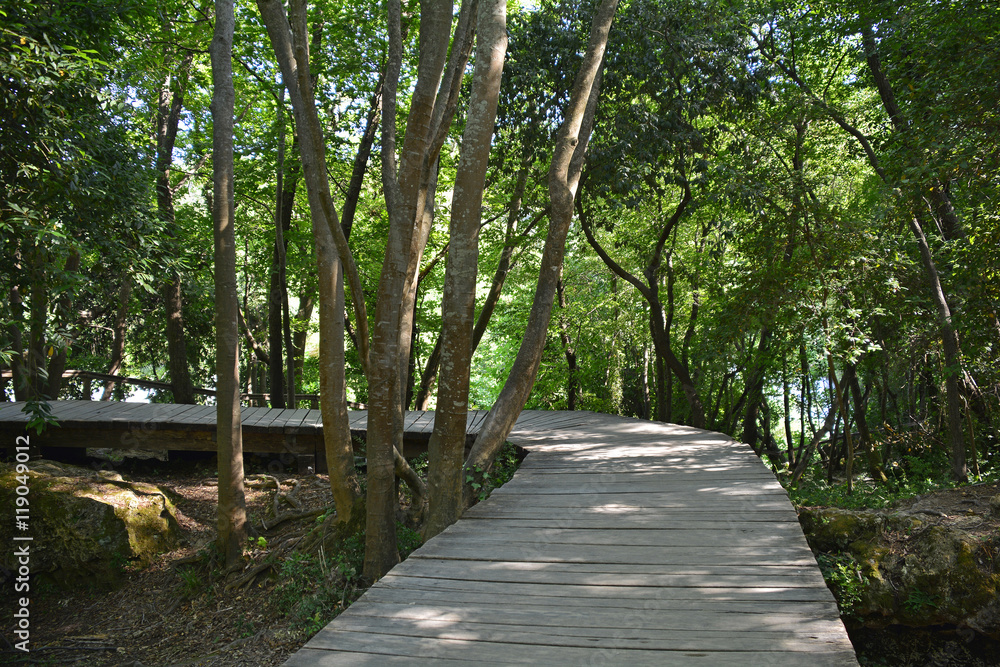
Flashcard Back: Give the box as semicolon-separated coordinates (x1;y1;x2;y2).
286;410;858;666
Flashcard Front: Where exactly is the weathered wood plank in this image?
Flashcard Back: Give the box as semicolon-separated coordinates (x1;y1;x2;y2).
281;409;314;434
266;408;303;434
409;542;818;567
301;630;857;666
410;411;435;435
377;573;834;599
347;411;367;430
435;524;808;548
466;409;489;434
330;615;850;653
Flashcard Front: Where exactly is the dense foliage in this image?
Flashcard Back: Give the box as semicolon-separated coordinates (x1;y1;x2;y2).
2;0;998;504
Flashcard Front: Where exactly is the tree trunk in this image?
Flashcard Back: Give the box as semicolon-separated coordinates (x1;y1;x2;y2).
849;370;886;482
157;54;196;405
413;179;542;411
364;0;475;578
40;249;81;401
741;328;771;450
908;214;967;481
211;0;246;569
464;0;620;489
424;0;507;539
8;281;25;402
556;276;577;411
256;0;364;530
101;278;132;401
292;289;315;376
268;95;296;409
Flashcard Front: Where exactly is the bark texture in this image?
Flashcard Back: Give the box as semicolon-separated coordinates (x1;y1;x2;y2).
211;0;247;568
424;0;507;539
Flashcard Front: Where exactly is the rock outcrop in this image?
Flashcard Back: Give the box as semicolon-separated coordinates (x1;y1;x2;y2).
0;460;181;589
799;506;1000;640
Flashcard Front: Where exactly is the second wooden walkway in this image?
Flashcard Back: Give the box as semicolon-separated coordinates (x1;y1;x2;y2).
285;411;858;665
0;401;492;466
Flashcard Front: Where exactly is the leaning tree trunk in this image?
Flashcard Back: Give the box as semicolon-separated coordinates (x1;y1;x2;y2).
464;0;620;495
211;0;247;569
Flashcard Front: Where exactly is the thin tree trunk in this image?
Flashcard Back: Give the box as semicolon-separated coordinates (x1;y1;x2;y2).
101;278;133;400
211;0;246;568
556;276;577;411
464;0;620;491
8;281;26;402
908;214;967;481
256;0;364;532
424;0;507;539
292;289;314;375
783;355;794;464
41;250;81;400
268;92;291;409
157;54;196;405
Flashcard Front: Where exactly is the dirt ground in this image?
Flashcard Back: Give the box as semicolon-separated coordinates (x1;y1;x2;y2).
2;455;353;667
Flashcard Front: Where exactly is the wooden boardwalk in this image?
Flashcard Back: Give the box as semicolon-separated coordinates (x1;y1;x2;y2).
285;411;858;666
0;401;492;463
1;401;856;662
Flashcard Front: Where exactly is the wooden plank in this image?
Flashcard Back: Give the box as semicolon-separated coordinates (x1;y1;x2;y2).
302;630;857;666
302;409;326;430
408;542;818;567
436;524;807;548
299;409;322;434
48;400;107;422
465;410;489;434
171;405;217;428
330;616;850;654
467;493;794;510
242;406;279;429
348;411;368;430
284;648;487;666
0;401;32;420
267;408;304;434
330;607;848;645
408;410;435;435
402;410;424;433
106;401;161;425
144;402;205;424
494;477;786;494
237;406;266;427
48;401;118;427
377;572;833;599
281;408;314;434
462;505;801;531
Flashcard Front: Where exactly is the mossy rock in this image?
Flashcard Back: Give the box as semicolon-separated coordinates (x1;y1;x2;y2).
0;460;181;590
800;507;1000;639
